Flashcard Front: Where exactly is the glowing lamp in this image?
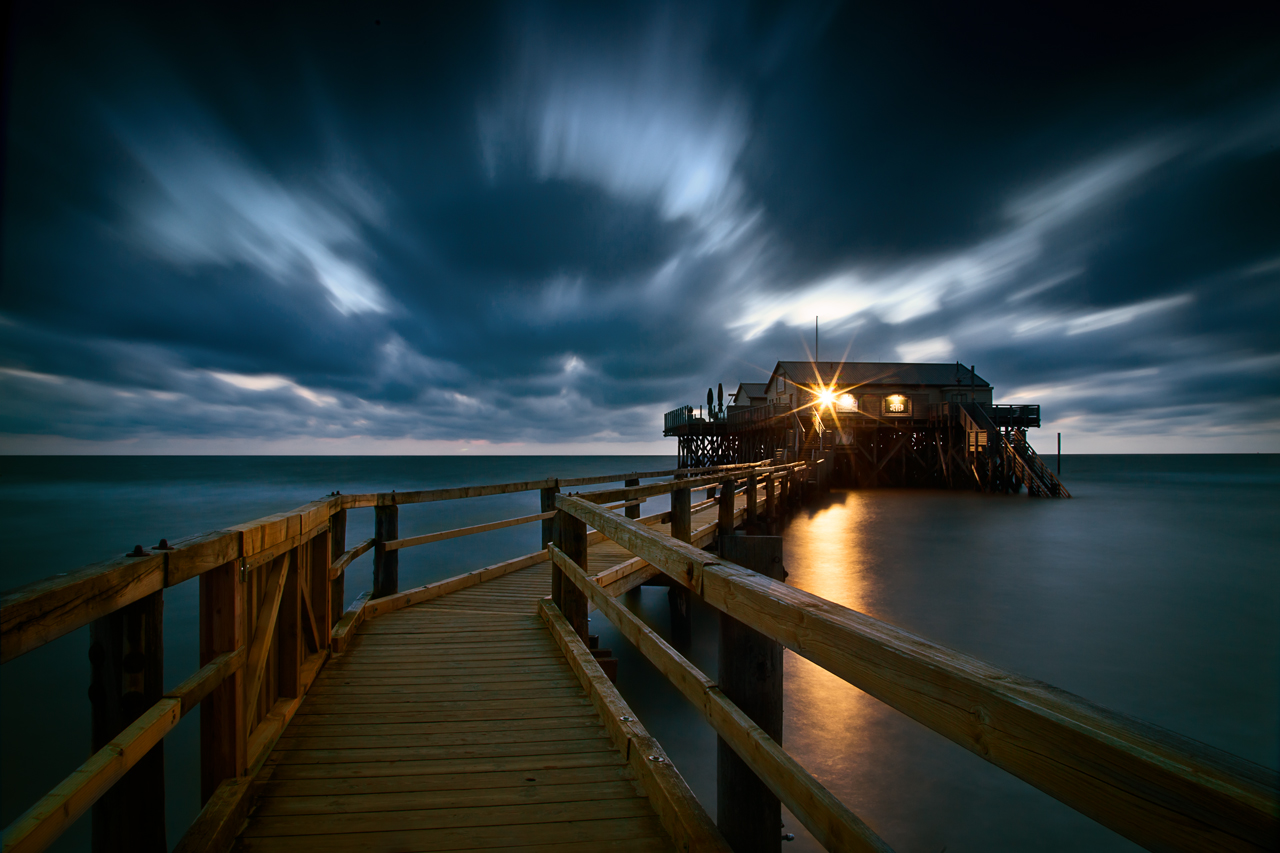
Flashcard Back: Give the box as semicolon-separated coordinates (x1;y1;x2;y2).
816;388;836;408
885;394;908;414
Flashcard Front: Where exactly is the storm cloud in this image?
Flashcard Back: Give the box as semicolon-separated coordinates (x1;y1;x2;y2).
3;2;1279;453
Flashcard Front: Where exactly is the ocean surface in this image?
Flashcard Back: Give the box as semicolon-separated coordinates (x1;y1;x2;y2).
1;454;1277;851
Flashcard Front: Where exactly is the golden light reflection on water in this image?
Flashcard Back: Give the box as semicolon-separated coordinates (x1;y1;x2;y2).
780;490;884;846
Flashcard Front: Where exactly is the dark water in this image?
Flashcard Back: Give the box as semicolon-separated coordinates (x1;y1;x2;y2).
2;455;1277;851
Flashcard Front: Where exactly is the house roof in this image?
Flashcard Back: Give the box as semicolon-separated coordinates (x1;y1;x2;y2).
771;361;990;389
732;382;768;401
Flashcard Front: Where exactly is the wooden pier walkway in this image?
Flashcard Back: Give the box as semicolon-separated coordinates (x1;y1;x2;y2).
3;461;1276;853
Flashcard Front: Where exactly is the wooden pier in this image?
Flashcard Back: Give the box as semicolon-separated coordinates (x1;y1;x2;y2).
2;461;1275;852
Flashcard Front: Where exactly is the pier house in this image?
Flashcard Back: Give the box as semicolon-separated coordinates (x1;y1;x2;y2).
667;360;1068;496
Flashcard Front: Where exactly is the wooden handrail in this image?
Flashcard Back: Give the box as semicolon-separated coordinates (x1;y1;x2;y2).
550;544;892;852
555;494;1280;852
383;510;556;551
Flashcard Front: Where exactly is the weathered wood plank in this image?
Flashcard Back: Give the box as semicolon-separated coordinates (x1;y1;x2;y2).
363;551;548;619
384;511;556;552
329;591;370;655
328;537;372;580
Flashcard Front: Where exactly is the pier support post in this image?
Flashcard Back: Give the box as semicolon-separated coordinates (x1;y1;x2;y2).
764;473;776;534
200;557;245;802
624;478;640;519
669;484;693;646
90;590;166;852
552;508;589;641
373;499;399;598
540;484;560;548
718;477;736;538
717;535;784;853
329;507;346;628
746;471;758;533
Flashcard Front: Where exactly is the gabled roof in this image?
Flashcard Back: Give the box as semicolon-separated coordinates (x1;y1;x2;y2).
732;382;768;401
771;361;989;389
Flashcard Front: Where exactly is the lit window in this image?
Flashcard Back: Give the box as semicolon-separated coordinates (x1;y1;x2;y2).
884;394;908;414
836;393;856;412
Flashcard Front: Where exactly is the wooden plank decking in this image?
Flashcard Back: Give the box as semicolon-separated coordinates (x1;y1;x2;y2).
231;502;726;852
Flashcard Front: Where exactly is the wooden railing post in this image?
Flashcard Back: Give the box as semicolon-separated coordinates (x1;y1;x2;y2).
329;508;346;628
624;478;640;520
764;473;776;533
89;589;166;852
551;507;588;641
718;477;735;537
199;556;245;802
373;497;399;599
277;549;302;698
716;535;785;853
669;484;693;646
746;471;758;533
540;484;560;548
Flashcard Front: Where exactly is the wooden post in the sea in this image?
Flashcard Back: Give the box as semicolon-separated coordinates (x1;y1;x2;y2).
745;470;758;533
718;477;736;537
669;483;693;646
764;473;776;534
552;507;589;641
373;495;399;598
200;554;245;802
540;483;560;548
329;507;346;628
717;535;784;853
89;588;166;852
624;478;640;519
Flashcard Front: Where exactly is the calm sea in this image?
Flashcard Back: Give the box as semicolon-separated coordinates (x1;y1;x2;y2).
2;455;1277;851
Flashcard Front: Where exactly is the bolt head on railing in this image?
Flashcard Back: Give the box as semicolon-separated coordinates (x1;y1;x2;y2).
127;544;150;557
154;538;173;550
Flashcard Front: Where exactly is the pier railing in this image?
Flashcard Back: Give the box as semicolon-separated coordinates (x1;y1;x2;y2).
549;491;1277;853
0;461;766;853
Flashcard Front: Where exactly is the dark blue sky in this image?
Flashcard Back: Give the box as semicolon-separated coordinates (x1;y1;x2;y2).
3;2;1279;453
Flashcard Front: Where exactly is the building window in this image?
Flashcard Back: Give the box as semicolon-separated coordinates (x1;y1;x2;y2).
882;394;911;416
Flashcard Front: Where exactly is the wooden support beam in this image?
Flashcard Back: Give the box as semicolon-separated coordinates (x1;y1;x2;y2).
327;508;346;629
668;485;693;647
717;478;736;539
328;536;372;581
745;471;758;532
242;553;290;733
372;503;398;599
276;548;302;700
329;591;370;656
718;536;785;853
624;478;641;519
199;557;244;803
363;549;549;619
89;589;166;853
552;509;589;642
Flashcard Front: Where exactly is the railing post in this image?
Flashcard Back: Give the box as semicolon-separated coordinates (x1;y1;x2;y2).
308;527;329;652
624;478;640;520
552;505;589;641
540;483;560;548
746;471;758;533
717;535;785;853
764;473;776;533
718;477;735;537
199;555;245;802
329;507;346;628
373;496;399;599
669;483;693;646
278;548;302;698
90;589;166;852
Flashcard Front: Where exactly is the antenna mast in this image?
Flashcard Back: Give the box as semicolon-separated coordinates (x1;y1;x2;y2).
815;316;819;362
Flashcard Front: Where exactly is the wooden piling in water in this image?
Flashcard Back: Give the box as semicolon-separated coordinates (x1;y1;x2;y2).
668;484;693;645
89;590;166;852
717;535;785;853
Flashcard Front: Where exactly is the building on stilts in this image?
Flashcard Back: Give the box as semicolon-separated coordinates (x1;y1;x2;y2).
663;360;1070;496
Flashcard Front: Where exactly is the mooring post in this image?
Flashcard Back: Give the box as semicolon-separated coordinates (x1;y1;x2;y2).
373;496;399;598
624;478;640;519
669;483;693;646
90;589;166;852
745;471;758;533
540;483;560;549
199;555;245;802
718;477;736;539
552;505;589;641
717;535;785;853
329;507;346;628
